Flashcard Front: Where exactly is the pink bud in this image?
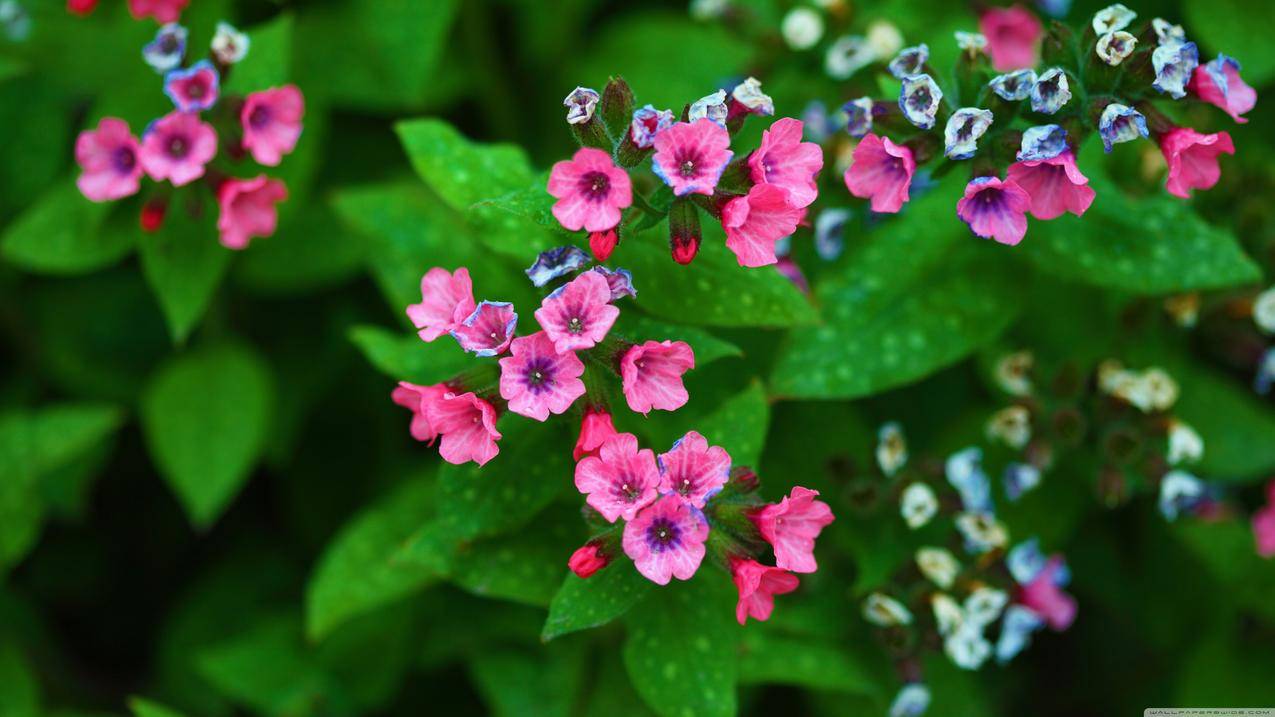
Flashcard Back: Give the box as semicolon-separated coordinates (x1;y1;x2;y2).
568;543;610;578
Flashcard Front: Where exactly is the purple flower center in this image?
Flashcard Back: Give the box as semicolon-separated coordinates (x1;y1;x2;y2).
613;474;642;502
113;146;136;173
249;105;272;129
186;79;205;99
159;34;179;53
579;171;610;201
906;87;932;113
676;151;702;178
523;358;554;393
1037;78;1060;100
646;517;682;552
166;134;188;158
566;315;584;334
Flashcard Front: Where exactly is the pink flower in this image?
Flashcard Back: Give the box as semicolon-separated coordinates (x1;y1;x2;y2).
752;487;834;573
1159;128;1235;199
128;0;186;22
1019;557;1076;630
498;331;586;421
574;406;619;461
1190;55;1256;124
844;133;916;213
139;111;217;186
241;85;305;166
390;381;448;444
658;431;731;509
980;5;1041;71
620;340;694;414
956;176;1032;246
731;557;800;625
651;119;734;196
75;118;142;202
451;301;517;356
406;268;476;342
423;391;501;466
722;183;804;268
533;271;620;354
547;147;632;232
574;432;660;522
622;494;710;585
749;117;824;208
1254;481;1275;558
1006;150;1096;220
215;175;288;250
164;61;219;113
568;543;611;578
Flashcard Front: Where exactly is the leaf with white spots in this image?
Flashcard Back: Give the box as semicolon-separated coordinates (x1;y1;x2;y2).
695;381;769;468
543;562;654;641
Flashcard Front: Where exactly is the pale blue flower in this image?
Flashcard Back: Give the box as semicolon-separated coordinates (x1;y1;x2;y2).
1007;538;1046;584
842;97;875;138
947;447;992;512
1153;41;1199;99
563;87;600;125
525;246;590;287
1158;469;1205;520
1003;461;1044;500
889;683;931;717
996;605;1045;663
143;23;188;73
888;44;929;79
944;108;994;160
1098;103;1148;152
989;69;1037;101
1030;68;1071;114
899;74;943;130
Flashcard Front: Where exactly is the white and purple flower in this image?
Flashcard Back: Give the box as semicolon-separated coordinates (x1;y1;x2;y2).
888;43;929;79
842;97;876;138
1016;124;1068;162
944;108;994;160
899;74;944;130
563;86;600;125
1098;103;1148;152
1030;68;1071;114
1152;41;1198;99
525;245;590;287
989;69;1037;101
142;23;187;73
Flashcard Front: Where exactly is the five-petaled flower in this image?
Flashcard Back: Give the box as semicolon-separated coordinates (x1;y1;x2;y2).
658;431;731;509
548;147;633;233
215;175;287;250
1007;150;1096;220
574;432;661;522
424;391;502;466
139;110;217;186
498;331;586;421
1159;128;1234;199
752;487;835;573
534;271;621;354
722;183;805;268
956;176;1032;245
452;301;518;357
406;267;475;342
621;340;695;414
241;85;305;166
651;118;734;196
980;4;1041;71
623;494;710;585
75;118;143;202
844;133;916;214
164;60;220;112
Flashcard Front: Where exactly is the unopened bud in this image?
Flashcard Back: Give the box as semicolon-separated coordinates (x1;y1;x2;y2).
668;198;701;265
140;198;167;233
729;466;759;493
589;227;619;262
598;76;636;143
567;542;611;579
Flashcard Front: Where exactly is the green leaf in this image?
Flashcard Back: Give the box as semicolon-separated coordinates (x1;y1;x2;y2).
612;313;743;367
235;203;365;295
1184;0;1275;84
696;381;770;467
1172;519;1275;623
738;631;881;694
623;575;739;717
223;14;292;94
772;176;1021;400
293;0;460;109
396;118;534;211
625;222;818;328
1;179;131;275
469;645;586;717
1019;143;1260;294
449;511;580;608
542;563;654;641
141;344;274;528
466;181;562;261
138;207;233;344
0;640;39;717
1173;361;1275;482
305;476;439;641
128;697;189;717
348;324;471;386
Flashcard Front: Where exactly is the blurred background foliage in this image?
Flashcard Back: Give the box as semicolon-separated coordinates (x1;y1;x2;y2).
1;0;1274;715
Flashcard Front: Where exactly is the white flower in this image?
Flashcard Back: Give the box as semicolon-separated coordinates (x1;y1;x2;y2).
1101;362;1179;413
995;351;1034;396
986;405;1032;450
889;684;932;717
211;21;250;65
688;90;728;127
1167;420;1204;465
863;592;913;626
731;77;774;115
943;107;994;160
1159;470;1204;521
866;20;904;60
563;87;601;125
1096;31;1137;66
690;0;729;20
877;421;908;477
1163;293;1200;328
963;587;1009;628
782;7;825;50
944;623;992;670
954;31;986;54
916;547;961;589
931;593;964;635
956;512;1008;553
1142;368;1180;411
901;483;938;529
1092;3;1136;34
1254;286;1275;334
825;35;876;79
1152;18;1186;45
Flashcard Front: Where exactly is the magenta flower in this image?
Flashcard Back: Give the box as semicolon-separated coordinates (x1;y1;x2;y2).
241;85;305;166
451;301;517;357
622;494;710;585
658;431;731;509
574;432;660;522
1159;128;1235;199
752;487;835;573
956;176;1032;246
651;119;733;197
423;391;502;466
406;267;476;342
620;340;694;414
75;118;142;202
547;147;632;232
533;271;620;354
844;133;916;214
573;406;618;461
163;60;219;113
1253;481;1275;558
568;543;610;578
215;175;288;250
1190;55;1256;124
722;183;804;268
498;331;586;421
731;557;800;625
979;4;1041;71
139;111;217;186
589;228;618;262
1018;557;1076;630
128;0;186;23
749;117;824;208
390;381;448;444
1006;150;1096;220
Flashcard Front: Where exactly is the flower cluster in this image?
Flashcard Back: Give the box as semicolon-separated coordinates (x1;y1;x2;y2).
570;430;834;624
551;77;823;267
73;20;304;249
829;3;1254;246
392;251;694;466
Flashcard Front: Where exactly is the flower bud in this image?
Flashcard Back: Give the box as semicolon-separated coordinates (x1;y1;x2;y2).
589;227;619;262
567;542;611;578
598;76;635;142
573;406;618;462
668;198;702;265
729;465;759;493
140;198;167;233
